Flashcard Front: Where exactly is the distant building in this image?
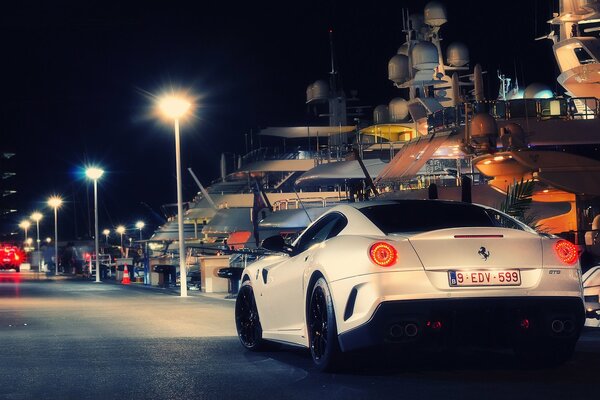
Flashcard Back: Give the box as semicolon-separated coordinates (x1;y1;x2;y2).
0;151;17;240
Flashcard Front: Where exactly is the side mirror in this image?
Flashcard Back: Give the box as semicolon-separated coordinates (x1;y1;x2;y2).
260;235;293;254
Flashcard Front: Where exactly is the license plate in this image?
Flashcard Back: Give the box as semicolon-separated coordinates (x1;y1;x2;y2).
448;270;521;287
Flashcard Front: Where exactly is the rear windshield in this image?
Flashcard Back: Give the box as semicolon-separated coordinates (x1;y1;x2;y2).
360;201;512;234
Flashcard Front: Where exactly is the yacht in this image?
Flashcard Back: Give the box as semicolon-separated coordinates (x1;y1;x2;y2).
352;1;600;271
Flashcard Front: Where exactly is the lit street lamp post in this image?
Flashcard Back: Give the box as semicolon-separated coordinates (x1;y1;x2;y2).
30;212;43;252
19;220;31;244
116;225;125;256
48;196;63;275
86;167;104;283
159;94;192;297
103;229;110;245
135;221;145;240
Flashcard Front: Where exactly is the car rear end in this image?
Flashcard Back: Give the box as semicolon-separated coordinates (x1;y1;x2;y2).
331;201;585;360
1;245;23;272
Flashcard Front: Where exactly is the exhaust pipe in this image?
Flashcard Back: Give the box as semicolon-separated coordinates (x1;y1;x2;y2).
389;324;404;338
563;319;575;334
404;323;418;337
551;319;565;333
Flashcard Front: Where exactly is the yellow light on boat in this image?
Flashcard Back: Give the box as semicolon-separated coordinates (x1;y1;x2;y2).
483;160;492;165
493;156;505;161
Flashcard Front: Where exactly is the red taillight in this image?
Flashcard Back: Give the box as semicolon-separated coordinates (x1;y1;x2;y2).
554;239;578;265
14;254;20;261
369;242;397;267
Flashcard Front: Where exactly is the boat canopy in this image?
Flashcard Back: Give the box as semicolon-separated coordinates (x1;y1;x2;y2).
295;159;388;186
375;132;452;182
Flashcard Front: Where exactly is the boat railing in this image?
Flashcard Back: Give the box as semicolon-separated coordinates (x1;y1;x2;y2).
427;97;599;134
241;147;323;164
272;196;346;211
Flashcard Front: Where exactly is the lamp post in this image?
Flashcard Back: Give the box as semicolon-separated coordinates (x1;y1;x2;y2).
135;221;145;240
19;220;31;244
103;229;110;245
86;167;104;283
30;212;43;251
159;94;192;297
48;196;63;275
116;225;125;255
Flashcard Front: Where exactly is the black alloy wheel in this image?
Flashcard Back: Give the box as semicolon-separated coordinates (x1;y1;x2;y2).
235;282;265;350
308;277;341;371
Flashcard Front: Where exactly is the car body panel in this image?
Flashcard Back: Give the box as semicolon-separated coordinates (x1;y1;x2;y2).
238;200;585;352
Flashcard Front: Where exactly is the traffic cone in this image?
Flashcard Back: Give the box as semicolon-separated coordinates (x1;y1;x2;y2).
122;264;131;285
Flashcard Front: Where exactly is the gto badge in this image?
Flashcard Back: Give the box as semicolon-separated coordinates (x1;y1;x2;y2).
478;247;490;261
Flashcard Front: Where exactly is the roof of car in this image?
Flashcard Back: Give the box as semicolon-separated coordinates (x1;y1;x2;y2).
346;198;476;210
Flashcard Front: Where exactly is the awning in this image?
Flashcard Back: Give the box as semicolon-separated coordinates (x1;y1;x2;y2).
259;126;356;139
295;159;388;186
375;132;451;182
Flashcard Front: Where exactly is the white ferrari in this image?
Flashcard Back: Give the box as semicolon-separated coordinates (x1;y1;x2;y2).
234;200;585;370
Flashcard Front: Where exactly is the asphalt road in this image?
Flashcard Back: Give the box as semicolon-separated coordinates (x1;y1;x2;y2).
0;272;598;400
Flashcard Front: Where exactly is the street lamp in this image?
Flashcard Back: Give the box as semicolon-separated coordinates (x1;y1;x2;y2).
116;225;126;255
103;229;110;245
30;212;43;252
19;220;31;243
48;196;63;275
159;94;192;297
135;221;145;240
86;166;104;283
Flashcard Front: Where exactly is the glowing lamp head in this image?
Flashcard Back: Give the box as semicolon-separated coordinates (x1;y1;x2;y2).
48;196;63;209
159;95;191;119
135;221;145;230
116;226;126;235
85;167;104;181
19;220;31;230
31;212;43;222
103;229;110;236
369;242;398;267
45;237;52;244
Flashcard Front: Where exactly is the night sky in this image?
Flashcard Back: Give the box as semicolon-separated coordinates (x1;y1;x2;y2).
1;0;560;240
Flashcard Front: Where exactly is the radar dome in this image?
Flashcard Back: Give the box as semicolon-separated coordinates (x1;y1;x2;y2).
388;54;409;84
397;43;409;56
446;42;469;67
470;113;497;138
410;41;439;71
424;1;447;27
523;83;553;99
389;98;410;122
373;105;390;124
311;80;329;101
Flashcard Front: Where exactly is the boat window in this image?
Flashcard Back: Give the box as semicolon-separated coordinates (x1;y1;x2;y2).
574;47;596;65
294;213;348;253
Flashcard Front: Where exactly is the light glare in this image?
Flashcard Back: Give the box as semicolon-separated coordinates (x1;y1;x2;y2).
159;96;191;119
48;196;63;209
85;167;104;180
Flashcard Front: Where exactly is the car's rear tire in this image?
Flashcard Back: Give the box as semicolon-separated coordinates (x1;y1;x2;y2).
308;277;341;372
235;281;266;351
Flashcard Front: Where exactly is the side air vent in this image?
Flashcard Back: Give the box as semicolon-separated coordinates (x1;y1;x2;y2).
344;288;359;321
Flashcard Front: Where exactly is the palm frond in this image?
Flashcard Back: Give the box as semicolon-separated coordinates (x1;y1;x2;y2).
499;178;545;232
